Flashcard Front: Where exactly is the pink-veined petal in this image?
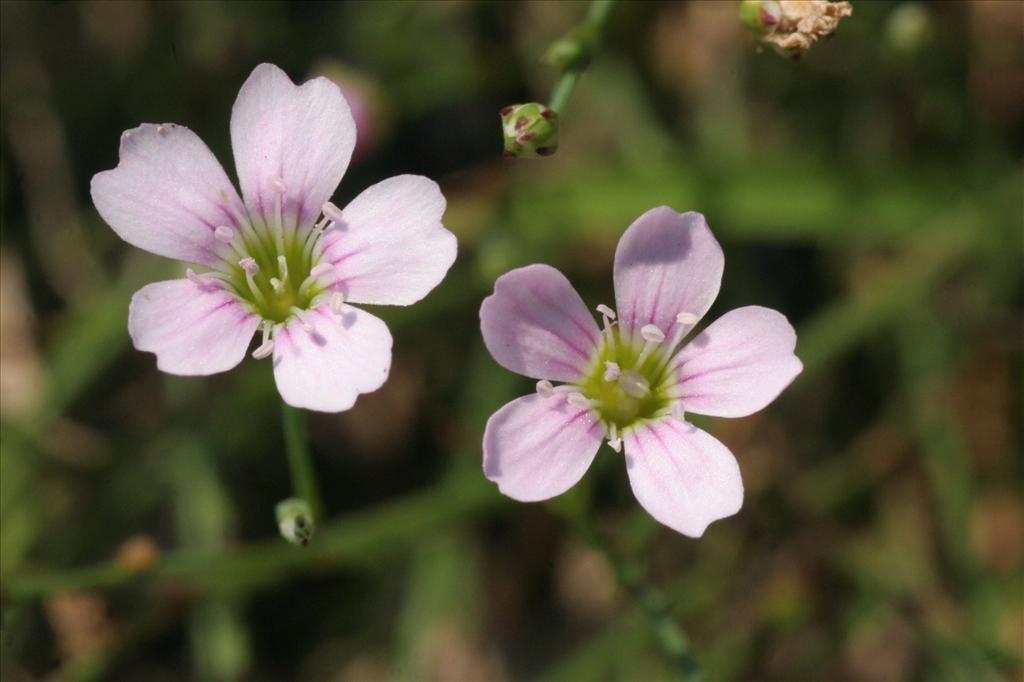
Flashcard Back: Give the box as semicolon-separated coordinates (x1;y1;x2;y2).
483;394;603;502
128;278;260;376
613;207;723;340
272;303;392;413
318;175;456;305
230;63;356;230
480;264;601;382
623;417;743;538
91;124;245;266
672;306;802;418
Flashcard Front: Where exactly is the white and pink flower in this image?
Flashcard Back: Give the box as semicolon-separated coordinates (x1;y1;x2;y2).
92;63;456;412
480;207;802;537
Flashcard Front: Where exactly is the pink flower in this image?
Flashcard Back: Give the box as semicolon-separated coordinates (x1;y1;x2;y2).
480;207;802;537
92;64;456;412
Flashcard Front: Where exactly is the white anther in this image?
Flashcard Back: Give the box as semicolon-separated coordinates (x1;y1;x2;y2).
676;312;698;326
618;370;650;399
640;324;665;344
239;257;259;275
310;263;335;279
214;225;235;242
252;340;275;359
567;392;593;409
536;379;555;398
596;304;617;320
607;423;622;452
671;401;686;422
270;277;285;293
277;255;289;279
272;178;287;193
603;361;621;382
186;268;207;286
330;291;345;315
322;201;344;223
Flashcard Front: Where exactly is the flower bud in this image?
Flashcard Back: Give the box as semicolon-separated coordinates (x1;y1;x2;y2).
500;103;559;159
544;26;596;71
739;0;781;35
276;497;314;546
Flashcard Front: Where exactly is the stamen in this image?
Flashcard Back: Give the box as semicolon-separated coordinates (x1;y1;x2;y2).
239;257;259;275
603;361;621;382
276;255;289;281
655;311;700;374
671;401;686;423
214;225;235;242
252;322;275;360
289;306;315;332
567;392;596;409
239;258;267;307
186;268;208;286
269;277;285;293
636;323;665;366
298;263;336;298
607;423;622;452
618;370;650;399
252;341;274;359
596;303;618;353
329;291;345;315
536;379;555;398
640;324;665;343
322;201;344;224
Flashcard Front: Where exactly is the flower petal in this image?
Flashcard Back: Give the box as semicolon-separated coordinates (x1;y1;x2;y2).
623;418;743;538
128;278;260;375
230;63;356;230
480;264;601;382
483;394;604;502
318;175;456;305
272;303;392;412
91;124;245;266
613;207;723;340
672;306;802;418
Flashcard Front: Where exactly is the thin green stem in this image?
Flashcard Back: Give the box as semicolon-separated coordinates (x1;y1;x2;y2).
546;0;617;116
282;403;322;520
568;508;702;680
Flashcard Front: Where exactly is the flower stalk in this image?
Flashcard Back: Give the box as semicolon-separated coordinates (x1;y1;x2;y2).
280;404;322;544
563;505;703;680
500;0;616;158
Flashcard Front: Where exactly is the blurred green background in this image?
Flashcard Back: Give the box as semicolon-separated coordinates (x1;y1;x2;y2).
1;1;1021;680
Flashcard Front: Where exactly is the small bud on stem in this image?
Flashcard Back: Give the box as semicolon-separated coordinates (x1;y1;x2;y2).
276;497;315;546
501;103;560;159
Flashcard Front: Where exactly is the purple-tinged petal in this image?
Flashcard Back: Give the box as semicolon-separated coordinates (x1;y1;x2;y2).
128;278;260;375
623;418;743;538
230;63;356;230
318;175;456;305
480;265;601;382
672;306;802;418
272;303;391;412
613;207;723;340
91;124;245;266
483;394;603;502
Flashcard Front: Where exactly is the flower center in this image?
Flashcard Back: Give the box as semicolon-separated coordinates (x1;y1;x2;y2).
533;305;699;452
209;184;342;325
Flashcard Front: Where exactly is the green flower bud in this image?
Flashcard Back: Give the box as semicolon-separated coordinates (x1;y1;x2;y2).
500;103;559;159
739;0;781;35
276;497;314;546
544;26;596;71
